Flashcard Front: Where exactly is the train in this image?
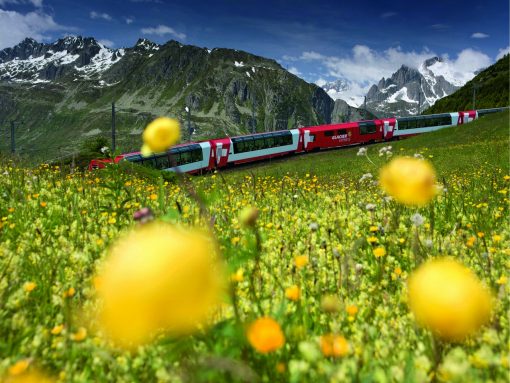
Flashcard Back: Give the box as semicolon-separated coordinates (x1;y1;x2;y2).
89;107;508;174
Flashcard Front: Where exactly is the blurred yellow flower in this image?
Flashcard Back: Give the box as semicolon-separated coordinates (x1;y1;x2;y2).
496;276;507;285
142;117;181;155
247;317;285;353
23;282;36;293
294;255;308;269
9;360;30;376
373;247;386;258
63;287;75;298
50;324;64;335
408;258;493;341
346;304;358;316
285;285;300;301
239;206;259;227
320;334;349;357
96;223;226;349
492;234;502;242
70;327;87;342
231;268;244;283
379;157;437;206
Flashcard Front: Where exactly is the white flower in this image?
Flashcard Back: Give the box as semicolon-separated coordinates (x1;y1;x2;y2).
309;222;319;231
355;263;364;272
424;239;433;248
411;213;425;227
100;146;110;154
359;173;373;182
414;153;424;159
365;203;376;211
383;196;393;203
357;147;367;156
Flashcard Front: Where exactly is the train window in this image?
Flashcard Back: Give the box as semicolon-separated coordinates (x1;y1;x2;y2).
142;157;157;168
337;129;347;135
324;130;334;137
234;140;245;153
359;122;377;135
156;154;170;169
266;136;275;147
281;133;293;145
397;119;408;130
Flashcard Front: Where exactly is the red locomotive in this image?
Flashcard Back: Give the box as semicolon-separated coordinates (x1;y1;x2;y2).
89;108;506;173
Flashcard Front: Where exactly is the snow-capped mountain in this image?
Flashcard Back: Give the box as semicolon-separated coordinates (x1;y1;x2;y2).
0;36;129;83
320;56;482;117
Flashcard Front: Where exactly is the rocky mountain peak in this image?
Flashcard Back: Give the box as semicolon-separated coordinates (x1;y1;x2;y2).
424;56;443;67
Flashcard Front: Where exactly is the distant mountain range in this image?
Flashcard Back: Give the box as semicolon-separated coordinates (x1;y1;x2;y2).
424;54;509;114
0;36;335;159
319;56;485;117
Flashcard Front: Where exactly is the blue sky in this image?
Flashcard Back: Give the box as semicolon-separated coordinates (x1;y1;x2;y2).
0;0;508;102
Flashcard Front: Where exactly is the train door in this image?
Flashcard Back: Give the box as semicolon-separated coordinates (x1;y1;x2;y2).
383;121;395;140
303;130;314;151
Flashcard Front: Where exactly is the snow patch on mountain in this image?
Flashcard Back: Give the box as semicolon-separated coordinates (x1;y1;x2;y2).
74;45;125;80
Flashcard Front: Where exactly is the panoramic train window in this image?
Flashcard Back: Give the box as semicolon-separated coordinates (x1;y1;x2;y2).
324;130;334;137
232;131;293;153
478;108;505;117
359;122;377;135
337;129;347;135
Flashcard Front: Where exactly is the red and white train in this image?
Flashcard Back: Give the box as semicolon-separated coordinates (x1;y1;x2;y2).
89;107;507;173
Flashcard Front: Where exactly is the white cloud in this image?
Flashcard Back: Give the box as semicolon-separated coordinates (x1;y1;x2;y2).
0;9;67;49
314;78;327;87
125;16;134;24
0;0;43;7
288;66;301;76
141;24;186;40
496;46;510;60
300;45;491;106
90;11;112;21
471;32;489;39
98;39;114;48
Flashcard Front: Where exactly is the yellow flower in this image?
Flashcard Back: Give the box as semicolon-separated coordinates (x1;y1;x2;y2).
40;202;47;208
96;223;226;349
63;287;75;298
23;282;36;293
394;267;402;276
496;276;507;285
149;194;158;201
70;327;87;342
247;317;285;353
9;360;30;376
346;304;358;316
294;255;308;269
379;157;437;206
231;268;244;283
108;217;117;225
51;324;64;335
492;234;502;243
373;247;386;258
477;232;484;238
466;236;476;248
285;285;300;301
142;117;181;155
8;207;15;213
367;236;378;244
407;258;493;341
369;225;379;232
320;334;350;357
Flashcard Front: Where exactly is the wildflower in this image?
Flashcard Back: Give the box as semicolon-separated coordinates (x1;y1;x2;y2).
239;206;259;227
492;234;502;243
379;157;437;206
63;287;75;298
357;147;367;156
70;327;87;342
231;268;244;283
40;202;47;208
373;247;386;258
285;285;300;301
247;317;285;353
276;363;286;373
365;203;376;211
95;223;226;349
346;305;358;316
23;282;36;293
231;237;240;245
320;334;349;357
407;258;493;341
414;153;424;159
149;193;157;201
294;255;308;269
309;222;319;231
369;225;379;232
359;173;373;182
394;267;402;276
100;146;110;154
466;236;476;248
51;324;64;335
367;236;378;244
477;232;485;238
496;276;507;285
141;117;181;155
108;217;116;225
410;213;425;227
9;360;30;376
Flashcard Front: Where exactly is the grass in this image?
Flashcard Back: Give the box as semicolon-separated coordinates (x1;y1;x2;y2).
0;111;508;382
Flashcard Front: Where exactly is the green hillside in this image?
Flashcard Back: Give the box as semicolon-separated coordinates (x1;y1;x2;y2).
425;55;509;114
224;110;509;179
